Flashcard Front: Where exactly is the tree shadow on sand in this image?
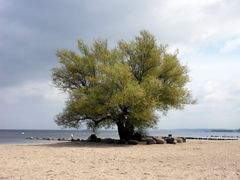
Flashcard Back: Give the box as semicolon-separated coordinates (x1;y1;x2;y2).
22;141;134;149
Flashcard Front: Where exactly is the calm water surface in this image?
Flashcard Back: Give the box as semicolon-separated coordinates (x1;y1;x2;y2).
0;129;239;144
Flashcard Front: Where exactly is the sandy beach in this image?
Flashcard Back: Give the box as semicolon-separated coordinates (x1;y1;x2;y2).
0;140;239;180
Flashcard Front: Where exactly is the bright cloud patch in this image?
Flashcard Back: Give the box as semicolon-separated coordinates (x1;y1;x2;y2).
220;38;240;53
0;81;66;103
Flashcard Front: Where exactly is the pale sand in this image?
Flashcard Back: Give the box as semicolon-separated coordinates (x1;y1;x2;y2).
0;140;239;180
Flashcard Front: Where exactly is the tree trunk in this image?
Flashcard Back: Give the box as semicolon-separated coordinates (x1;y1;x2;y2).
117;121;134;140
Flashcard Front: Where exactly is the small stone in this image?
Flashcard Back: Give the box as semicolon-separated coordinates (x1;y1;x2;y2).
176;137;183;143
181;137;186;143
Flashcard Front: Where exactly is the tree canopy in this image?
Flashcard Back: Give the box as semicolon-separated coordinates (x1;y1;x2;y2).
52;31;194;140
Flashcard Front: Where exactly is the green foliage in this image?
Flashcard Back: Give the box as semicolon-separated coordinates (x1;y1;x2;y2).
52;30;194;135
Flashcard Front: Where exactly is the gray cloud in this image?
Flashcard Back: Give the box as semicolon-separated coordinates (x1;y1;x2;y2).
0;0;240;129
0;0;154;86
1;0;240;86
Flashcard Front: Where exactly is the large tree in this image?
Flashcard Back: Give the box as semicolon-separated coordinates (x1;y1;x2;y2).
52;31;193;140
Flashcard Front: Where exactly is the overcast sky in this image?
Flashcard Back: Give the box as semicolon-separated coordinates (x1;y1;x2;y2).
0;0;240;129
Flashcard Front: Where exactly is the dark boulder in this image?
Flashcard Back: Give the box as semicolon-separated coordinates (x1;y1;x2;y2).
102;138;115;144
166;137;177;144
96;138;102;142
132;132;143;141
127;140;139;145
116;139;126;144
87;134;98;142
146;138;156;145
152;137;165;144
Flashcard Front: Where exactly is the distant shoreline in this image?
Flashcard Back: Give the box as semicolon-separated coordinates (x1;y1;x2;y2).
211;129;240;132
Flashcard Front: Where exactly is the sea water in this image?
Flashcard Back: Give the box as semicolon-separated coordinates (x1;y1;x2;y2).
0;129;239;144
